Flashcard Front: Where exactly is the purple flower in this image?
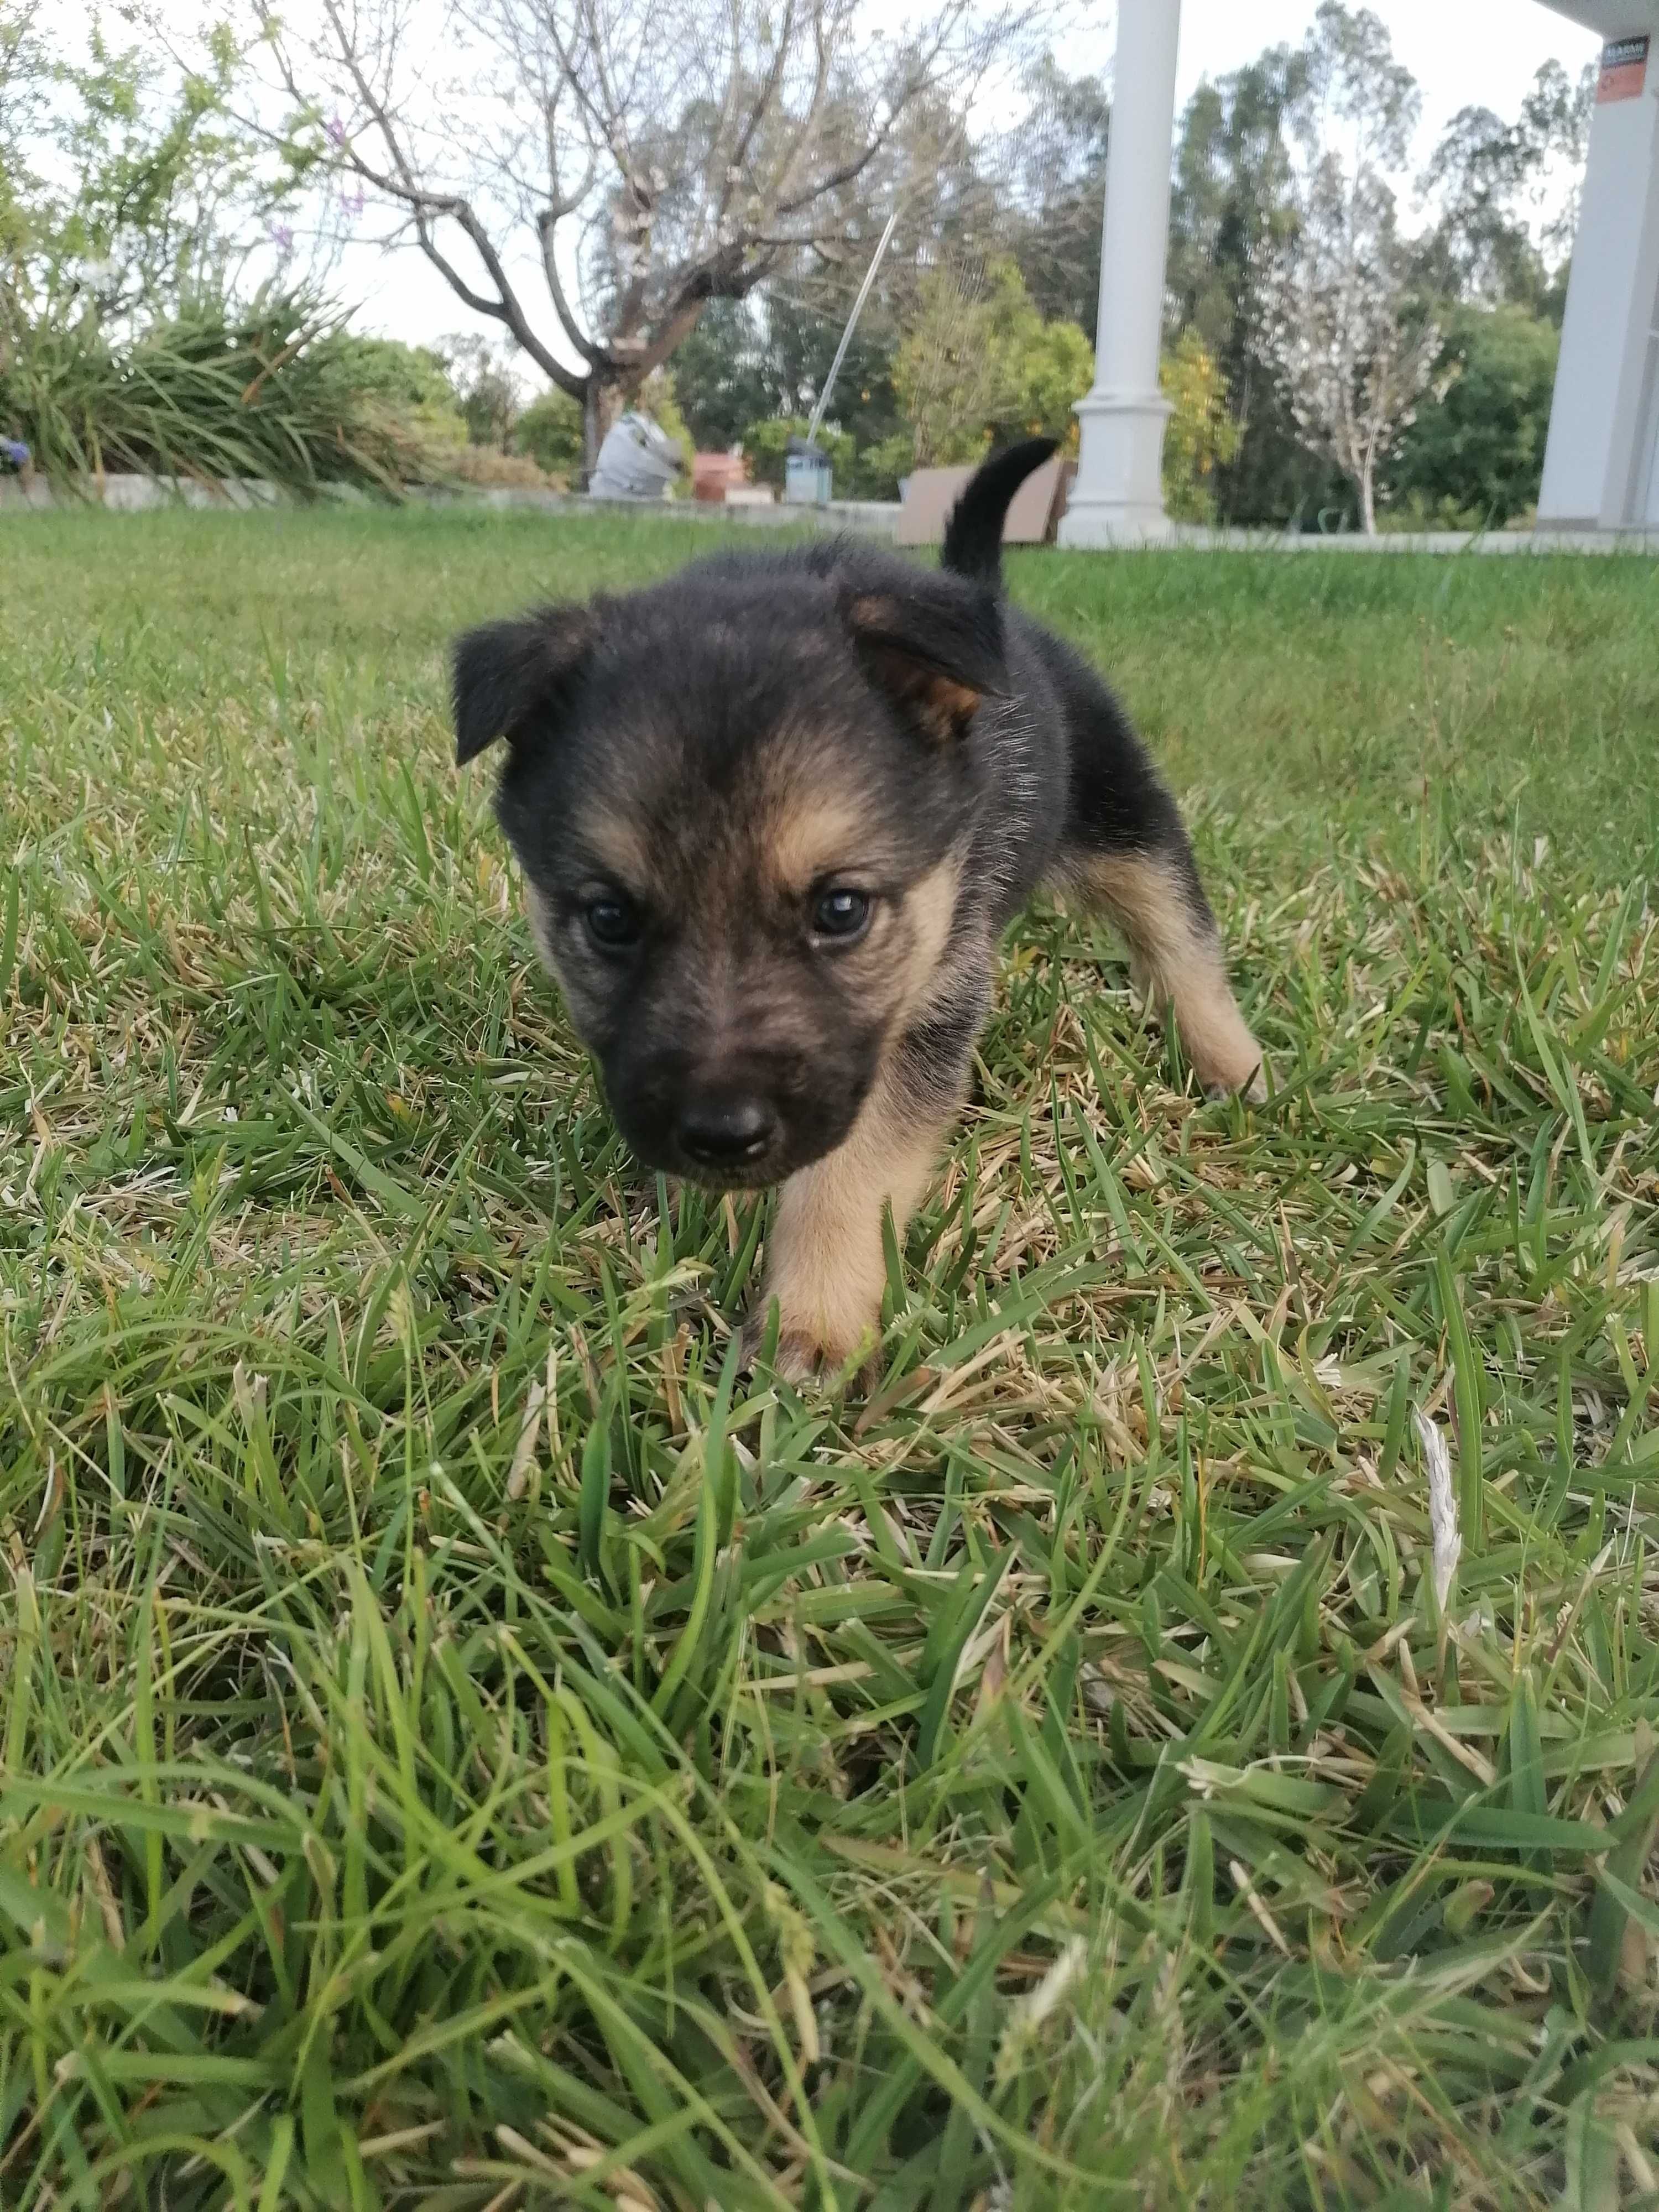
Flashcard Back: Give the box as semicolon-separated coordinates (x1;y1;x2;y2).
270;223;295;253
326;114;347;148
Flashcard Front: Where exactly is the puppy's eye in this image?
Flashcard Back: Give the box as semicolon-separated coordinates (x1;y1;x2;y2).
812;888;872;943
583;896;641;950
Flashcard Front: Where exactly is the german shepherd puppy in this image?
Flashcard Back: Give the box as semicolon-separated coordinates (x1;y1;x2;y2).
453;439;1263;1385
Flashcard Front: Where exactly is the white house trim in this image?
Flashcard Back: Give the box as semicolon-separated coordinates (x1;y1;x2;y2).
1536;3;1659;529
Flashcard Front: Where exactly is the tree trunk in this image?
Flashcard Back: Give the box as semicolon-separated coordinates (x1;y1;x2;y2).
581;382;601;486
582;379;628;483
1358;461;1377;536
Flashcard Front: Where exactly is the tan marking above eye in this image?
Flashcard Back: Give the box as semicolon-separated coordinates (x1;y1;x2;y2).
575;809;655;891
763;788;881;894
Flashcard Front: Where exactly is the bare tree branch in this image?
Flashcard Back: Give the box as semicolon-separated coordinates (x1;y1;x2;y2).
255;0;1036;442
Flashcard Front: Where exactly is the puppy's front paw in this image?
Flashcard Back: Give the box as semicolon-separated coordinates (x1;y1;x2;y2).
739;1310;871;1392
1203;1045;1268;1105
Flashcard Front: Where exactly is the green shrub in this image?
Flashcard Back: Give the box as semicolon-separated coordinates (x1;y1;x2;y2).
739;414;855;491
0;289;460;495
514;388;585;480
840;430;914;500
330;335;468;447
1387;305;1559;527
1160;330;1241;525
894;258;1092;466
729;418;909;500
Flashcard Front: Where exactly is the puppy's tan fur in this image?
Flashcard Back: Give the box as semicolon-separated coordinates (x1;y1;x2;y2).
753;1064;962;1384
1072;853;1265;1101
764;790;879;891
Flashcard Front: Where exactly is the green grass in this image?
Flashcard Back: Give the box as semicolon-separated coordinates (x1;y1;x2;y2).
3;506;1658;2209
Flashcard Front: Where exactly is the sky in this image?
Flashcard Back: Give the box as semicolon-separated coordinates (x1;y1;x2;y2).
1161;0;1590;131
319;0;1603;356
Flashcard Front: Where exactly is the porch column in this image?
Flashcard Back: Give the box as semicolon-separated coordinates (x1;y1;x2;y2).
1057;0;1182;546
1536;31;1659;531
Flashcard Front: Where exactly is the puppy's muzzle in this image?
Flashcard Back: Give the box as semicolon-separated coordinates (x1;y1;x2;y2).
675;1089;778;1173
607;1042;870;1189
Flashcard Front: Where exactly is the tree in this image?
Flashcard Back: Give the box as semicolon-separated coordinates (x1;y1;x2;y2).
762;287;905;444
893;256;1089;467
0;6;50;269
1265;5;1439;534
662;71;999;468
894;264;1013;466
1166;46;1327;526
998;54;1109;336
435;332;523;451
671;286;904;458
258;0;1026;471
1160;17;1588;532
669;296;780;449
1421;105;1548;309
1517;58;1598;269
1420;60;1597;316
2;11;312;335
1269;158;1439;534
1387;304;1558;526
1160;330;1240;524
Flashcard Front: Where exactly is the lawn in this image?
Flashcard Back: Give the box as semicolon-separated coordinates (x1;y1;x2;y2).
3;505;1658;2209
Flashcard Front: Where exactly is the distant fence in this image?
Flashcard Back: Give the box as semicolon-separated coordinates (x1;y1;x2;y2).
0;471;902;537
3;473;1654;554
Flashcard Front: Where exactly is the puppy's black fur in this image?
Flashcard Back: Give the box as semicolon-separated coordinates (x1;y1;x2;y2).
455;440;1262;1381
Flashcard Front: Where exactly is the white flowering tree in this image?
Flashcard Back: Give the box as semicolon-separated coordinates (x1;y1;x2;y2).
1267;2;1441;534
1269;156;1441;534
256;0;1026;469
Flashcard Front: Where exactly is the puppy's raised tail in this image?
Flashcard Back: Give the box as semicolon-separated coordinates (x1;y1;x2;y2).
940;437;1061;587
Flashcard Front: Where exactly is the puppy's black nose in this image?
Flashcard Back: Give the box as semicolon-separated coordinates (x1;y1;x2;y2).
677;1094;777;1170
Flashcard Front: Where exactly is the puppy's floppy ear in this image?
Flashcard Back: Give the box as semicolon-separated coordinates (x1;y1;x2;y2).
452;602;601;766
843;578;1005;743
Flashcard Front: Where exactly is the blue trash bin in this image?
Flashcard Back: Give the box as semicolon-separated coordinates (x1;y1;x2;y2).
784;439;832;505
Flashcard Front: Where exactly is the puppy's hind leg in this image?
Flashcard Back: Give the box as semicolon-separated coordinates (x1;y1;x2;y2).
1066;827;1274;1102
1040;648;1262;1100
1068;834;1265;1100
1049;692;1265;1105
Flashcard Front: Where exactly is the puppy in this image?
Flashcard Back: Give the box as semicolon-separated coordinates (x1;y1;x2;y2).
453;439;1264;1385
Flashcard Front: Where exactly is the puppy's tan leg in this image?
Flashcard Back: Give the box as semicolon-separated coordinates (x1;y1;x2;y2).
748;1070;959;1387
1075;850;1265;1101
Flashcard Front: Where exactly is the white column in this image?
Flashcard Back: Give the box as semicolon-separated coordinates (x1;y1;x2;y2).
1057;0;1181;547
1536;38;1659;531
